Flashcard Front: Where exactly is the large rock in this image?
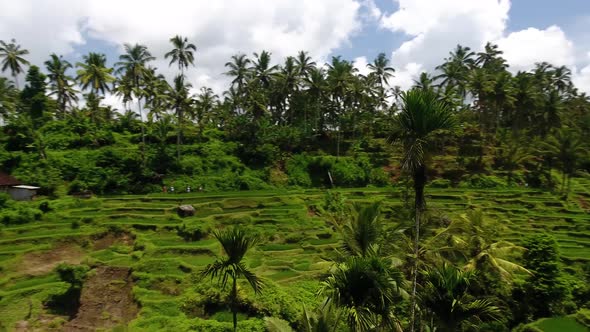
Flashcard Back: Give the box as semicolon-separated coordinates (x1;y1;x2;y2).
177;205;196;217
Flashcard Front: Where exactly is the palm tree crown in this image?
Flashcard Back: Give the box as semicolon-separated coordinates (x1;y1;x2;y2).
165;35;197;74
0;39;30;88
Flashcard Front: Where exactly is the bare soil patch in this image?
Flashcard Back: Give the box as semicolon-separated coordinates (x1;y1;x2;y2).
20;244;85;276
63;266;138;331
93;232;134;250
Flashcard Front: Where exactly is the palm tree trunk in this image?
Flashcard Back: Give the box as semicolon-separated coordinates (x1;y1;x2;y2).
232;276;238;332
410;164;426;332
138;97;146;159
177;108;182;161
13;73;19;90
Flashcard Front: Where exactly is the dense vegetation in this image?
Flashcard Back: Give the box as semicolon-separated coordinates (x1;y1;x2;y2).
0;37;589;331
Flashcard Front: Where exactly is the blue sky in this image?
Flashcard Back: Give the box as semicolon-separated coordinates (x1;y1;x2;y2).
1;0;590;98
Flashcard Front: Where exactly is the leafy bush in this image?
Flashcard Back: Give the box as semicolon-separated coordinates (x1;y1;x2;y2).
177;223;209;241
285;154;312;187
459;174;506;188
369;168;390;186
430;178;452;188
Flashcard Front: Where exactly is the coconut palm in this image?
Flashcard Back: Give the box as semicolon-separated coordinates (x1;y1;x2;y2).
319;255;404;331
295;50;316;79
225;53;252;97
420;263;501;332
540;127;587;194
115;43;155;153
201;227;263;332
0;77;18;120
165;35;197;76
45;54;78;118
367;53;395;87
251;50;278;89
167;74;193;160
76;52;115;96
0;39;30;89
194;86;218;132
393;88;455;332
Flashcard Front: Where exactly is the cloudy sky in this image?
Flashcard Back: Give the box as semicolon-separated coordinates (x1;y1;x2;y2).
2;0;590;106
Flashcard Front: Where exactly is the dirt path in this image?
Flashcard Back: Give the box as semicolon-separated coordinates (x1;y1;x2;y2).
63;266;138;331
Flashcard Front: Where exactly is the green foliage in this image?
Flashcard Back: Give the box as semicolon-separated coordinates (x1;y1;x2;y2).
459;174;507;188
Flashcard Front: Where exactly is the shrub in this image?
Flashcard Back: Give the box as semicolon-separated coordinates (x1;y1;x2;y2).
459;174;506;188
430;178;452;188
285;154;312;187
369;167;390;186
177;223;209;241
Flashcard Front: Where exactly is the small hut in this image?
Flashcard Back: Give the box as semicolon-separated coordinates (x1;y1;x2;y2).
0;172;40;201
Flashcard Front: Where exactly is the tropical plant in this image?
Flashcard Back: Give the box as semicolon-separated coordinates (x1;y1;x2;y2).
0;39;30;88
45;54;78;117
76;52;115;96
392;88;455;332
165;35;197;75
319;255;404;331
420;263;501;332
201;227;263;332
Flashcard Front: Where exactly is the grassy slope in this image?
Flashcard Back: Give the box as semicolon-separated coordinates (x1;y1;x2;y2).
0;184;589;329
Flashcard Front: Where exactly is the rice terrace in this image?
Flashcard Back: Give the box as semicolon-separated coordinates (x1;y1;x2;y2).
1;0;590;331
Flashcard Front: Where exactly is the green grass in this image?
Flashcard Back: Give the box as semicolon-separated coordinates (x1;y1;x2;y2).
1;186;589;330
532;316;589;332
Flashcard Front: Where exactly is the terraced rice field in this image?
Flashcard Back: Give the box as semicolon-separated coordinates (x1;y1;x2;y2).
0;185;589;330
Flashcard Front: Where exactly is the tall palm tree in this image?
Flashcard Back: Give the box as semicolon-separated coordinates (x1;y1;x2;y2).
540;127;587;194
201;227;263;332
0;39;30;89
76;52;115;96
319;255;404;331
165;35;197;76
326;56;356;157
0;77;18;121
413;72;434;91
115;43;155;153
295;50;316;79
393;88;455;332
167;74;193;160
251;50;278;89
45;54;78;118
367;53;395;87
194;86;218;133
225;53;252;98
420;263;500;332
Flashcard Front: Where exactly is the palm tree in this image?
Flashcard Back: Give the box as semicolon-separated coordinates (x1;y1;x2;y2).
201;227;263;332
251;50;278;89
420;263;501;332
540;127;587;194
115;43;155;154
45;54;78;118
0;77;18;120
338;202;383;258
165;35;197;76
225;53;252;98
0;39;30;89
319;255;404;331
194;86;218;133
76;52;115;96
413;72;434;91
326;56;356;157
167;74;193;160
392;88;455;332
367;53;395;87
295;50;316;79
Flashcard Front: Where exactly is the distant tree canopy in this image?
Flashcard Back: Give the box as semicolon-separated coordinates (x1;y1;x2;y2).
0;38;588;195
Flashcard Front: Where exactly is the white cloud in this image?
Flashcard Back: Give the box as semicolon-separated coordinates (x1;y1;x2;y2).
495;25;575;72
377;0;590;93
0;0;363;105
389;62;423;90
353;56;370;76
